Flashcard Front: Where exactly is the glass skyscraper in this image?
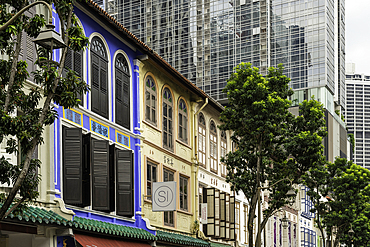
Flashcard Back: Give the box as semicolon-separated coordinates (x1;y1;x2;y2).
345;63;370;169
103;0;345;110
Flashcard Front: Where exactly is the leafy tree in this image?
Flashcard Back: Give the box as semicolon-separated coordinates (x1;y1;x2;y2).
304;158;370;247
0;0;89;219
219;62;327;247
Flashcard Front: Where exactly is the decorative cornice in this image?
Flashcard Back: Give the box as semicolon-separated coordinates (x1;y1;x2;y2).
142;139;192;166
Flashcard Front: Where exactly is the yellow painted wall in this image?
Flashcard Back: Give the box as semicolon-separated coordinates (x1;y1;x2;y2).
138;60;200;234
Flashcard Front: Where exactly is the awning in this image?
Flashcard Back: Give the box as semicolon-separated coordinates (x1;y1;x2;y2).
75;234;152;247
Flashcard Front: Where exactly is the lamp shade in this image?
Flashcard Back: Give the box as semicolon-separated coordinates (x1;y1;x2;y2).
33;24;66;50
282;215;289;228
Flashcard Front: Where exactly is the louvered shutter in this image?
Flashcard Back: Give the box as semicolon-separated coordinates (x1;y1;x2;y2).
229;196;236;241
204;187;215;237
225;193;230;239
115;70;124;126
91;138;110;211
74;49;83;105
220;192;226;238
63;127;83;205
26;8;36;79
116;149;134;217
19;7;36;80
122;74;130;129
108;145;115;212
100;61;108;118
82;133;91;207
215;189;220;237
91;54;100;114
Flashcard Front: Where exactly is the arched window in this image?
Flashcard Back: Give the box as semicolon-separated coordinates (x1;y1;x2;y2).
210;120;218;173
198;113;206;167
220;130;227;177
91;36;108;119
163;88;173;150
115;54;130;129
178;99;188;144
145;76;157;125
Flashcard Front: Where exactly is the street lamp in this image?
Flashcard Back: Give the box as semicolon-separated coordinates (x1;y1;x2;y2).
256;178;296;247
0;1;66;56
281;215;289;229
0;1;53;31
281;214;289;247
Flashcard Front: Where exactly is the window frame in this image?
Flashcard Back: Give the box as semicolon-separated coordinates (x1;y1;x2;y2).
220;130;227;177
90;35;109;119
163;167;175;227
146;160;158;201
198;113;206;168
179;175;189;211
209;120;218;173
178;98;188;144
145;75;157;125
162;87;174;151
114;52;131;129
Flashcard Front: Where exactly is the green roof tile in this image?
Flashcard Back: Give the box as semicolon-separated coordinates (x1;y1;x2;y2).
73;216;156;241
156;230;210;247
5;205;72;226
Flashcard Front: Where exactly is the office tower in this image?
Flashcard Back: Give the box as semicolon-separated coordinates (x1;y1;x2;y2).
104;0;345;109
345;63;370;168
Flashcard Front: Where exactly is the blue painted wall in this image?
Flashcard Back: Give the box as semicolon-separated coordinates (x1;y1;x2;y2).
52;5;152;235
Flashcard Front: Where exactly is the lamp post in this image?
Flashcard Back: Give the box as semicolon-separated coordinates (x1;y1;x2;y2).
256;178;296;247
281;214;289;247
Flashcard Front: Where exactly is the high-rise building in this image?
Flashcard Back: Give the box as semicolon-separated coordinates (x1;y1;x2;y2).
103;0;345;109
345;63;370;168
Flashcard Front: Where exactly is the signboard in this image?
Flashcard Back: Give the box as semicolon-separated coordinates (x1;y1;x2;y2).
201;203;207;224
152;181;177;212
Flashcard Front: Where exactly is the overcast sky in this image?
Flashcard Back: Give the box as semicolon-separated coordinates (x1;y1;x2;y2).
345;0;370;74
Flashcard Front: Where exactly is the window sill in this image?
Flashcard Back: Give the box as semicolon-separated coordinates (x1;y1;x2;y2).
143;120;161;133
144;199;153;204
210;169;218;175
177;209;193;216
176;139;192;150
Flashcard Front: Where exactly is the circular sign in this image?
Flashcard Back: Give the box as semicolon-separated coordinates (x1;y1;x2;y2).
153;185;174;208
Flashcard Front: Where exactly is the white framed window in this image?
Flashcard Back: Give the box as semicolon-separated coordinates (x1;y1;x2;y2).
210;121;218;173
198;113;206;167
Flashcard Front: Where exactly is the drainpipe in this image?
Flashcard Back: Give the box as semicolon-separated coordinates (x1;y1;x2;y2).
192;98;208;234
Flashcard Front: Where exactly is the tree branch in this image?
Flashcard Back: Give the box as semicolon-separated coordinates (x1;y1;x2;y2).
0;5;72;220
3;197;25;218
4;27;23;113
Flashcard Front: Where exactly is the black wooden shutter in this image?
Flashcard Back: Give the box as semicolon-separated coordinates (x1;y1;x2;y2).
116;149;134;217
220;192;226;239
62;127;83;205
225;193;230;239
82;133;91;207
100;61;108;118
91;54;100;115
229;196;236;241
20;7;36;80
109;145;116;212
203;187;215;237
74;49;83;105
215;189;220;237
91;138;110;211
115;70;124;126
122;74;130;129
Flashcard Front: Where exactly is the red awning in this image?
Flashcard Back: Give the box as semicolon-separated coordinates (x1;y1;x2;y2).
74;234;152;247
